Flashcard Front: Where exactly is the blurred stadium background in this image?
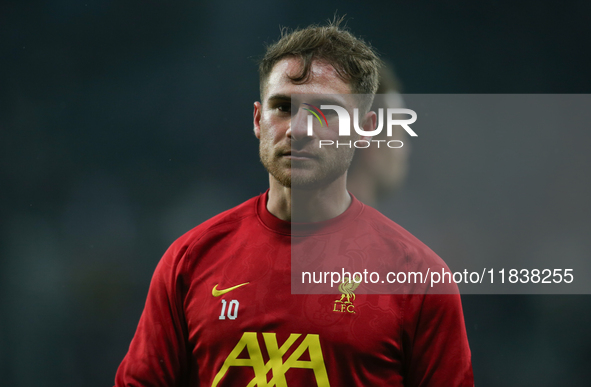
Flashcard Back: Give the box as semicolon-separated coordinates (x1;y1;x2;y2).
1;1;590;386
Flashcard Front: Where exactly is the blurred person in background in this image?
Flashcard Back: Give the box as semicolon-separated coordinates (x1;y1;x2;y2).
347;62;410;207
114;19;473;387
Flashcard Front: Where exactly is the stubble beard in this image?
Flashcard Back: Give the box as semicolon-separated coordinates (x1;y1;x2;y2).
259;136;355;190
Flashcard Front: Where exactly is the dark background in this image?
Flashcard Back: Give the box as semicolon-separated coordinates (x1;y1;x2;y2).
2;1;590;386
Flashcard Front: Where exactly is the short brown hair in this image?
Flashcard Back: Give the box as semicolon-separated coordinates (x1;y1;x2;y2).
259;18;382;102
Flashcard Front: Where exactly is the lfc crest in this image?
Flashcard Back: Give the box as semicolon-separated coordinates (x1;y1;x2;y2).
333;274;362;314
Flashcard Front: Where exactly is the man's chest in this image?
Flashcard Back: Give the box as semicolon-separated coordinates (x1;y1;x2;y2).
180;239;406;386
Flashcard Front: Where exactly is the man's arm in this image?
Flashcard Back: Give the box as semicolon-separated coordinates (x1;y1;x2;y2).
403;292;474;387
114;243;191;387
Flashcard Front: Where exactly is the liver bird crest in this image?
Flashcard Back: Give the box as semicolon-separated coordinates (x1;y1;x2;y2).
338;274;362;304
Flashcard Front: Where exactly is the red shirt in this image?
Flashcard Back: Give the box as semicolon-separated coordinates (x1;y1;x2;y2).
115;192;473;386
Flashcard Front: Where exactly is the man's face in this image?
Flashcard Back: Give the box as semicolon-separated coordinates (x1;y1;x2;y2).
254;57;367;189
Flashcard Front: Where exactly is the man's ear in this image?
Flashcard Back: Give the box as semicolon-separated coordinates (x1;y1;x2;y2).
253;101;262;139
360;110;377;141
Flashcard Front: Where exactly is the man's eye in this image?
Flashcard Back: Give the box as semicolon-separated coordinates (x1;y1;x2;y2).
277;104;291;113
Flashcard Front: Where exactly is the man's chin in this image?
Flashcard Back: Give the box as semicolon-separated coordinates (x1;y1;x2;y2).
290;172;342;191
266;163;343;190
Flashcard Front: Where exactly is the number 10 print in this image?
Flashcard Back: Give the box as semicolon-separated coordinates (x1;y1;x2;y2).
219;299;239;320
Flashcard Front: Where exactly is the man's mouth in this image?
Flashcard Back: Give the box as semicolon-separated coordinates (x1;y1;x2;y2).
283;150;316;160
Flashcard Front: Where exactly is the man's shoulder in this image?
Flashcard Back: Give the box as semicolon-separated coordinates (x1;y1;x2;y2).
358;204;445;266
358;204;420;244
168;194;262;253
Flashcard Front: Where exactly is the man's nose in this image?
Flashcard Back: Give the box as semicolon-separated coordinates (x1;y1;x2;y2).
288;107;310;141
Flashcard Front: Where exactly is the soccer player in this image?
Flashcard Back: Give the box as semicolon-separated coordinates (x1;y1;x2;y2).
114;20;473;386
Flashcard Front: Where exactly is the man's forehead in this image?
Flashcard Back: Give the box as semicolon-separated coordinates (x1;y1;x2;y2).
264;57;352;98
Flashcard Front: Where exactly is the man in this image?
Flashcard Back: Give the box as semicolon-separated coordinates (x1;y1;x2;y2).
114;20;473;386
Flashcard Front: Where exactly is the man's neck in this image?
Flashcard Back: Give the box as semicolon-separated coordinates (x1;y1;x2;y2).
266;175;352;222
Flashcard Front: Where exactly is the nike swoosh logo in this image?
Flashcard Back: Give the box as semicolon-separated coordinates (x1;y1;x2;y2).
212;282;249;297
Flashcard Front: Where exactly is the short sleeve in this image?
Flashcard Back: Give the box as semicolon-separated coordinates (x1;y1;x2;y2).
402;292;474;387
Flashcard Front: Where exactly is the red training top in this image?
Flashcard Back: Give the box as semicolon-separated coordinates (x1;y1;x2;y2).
114;192;473;386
